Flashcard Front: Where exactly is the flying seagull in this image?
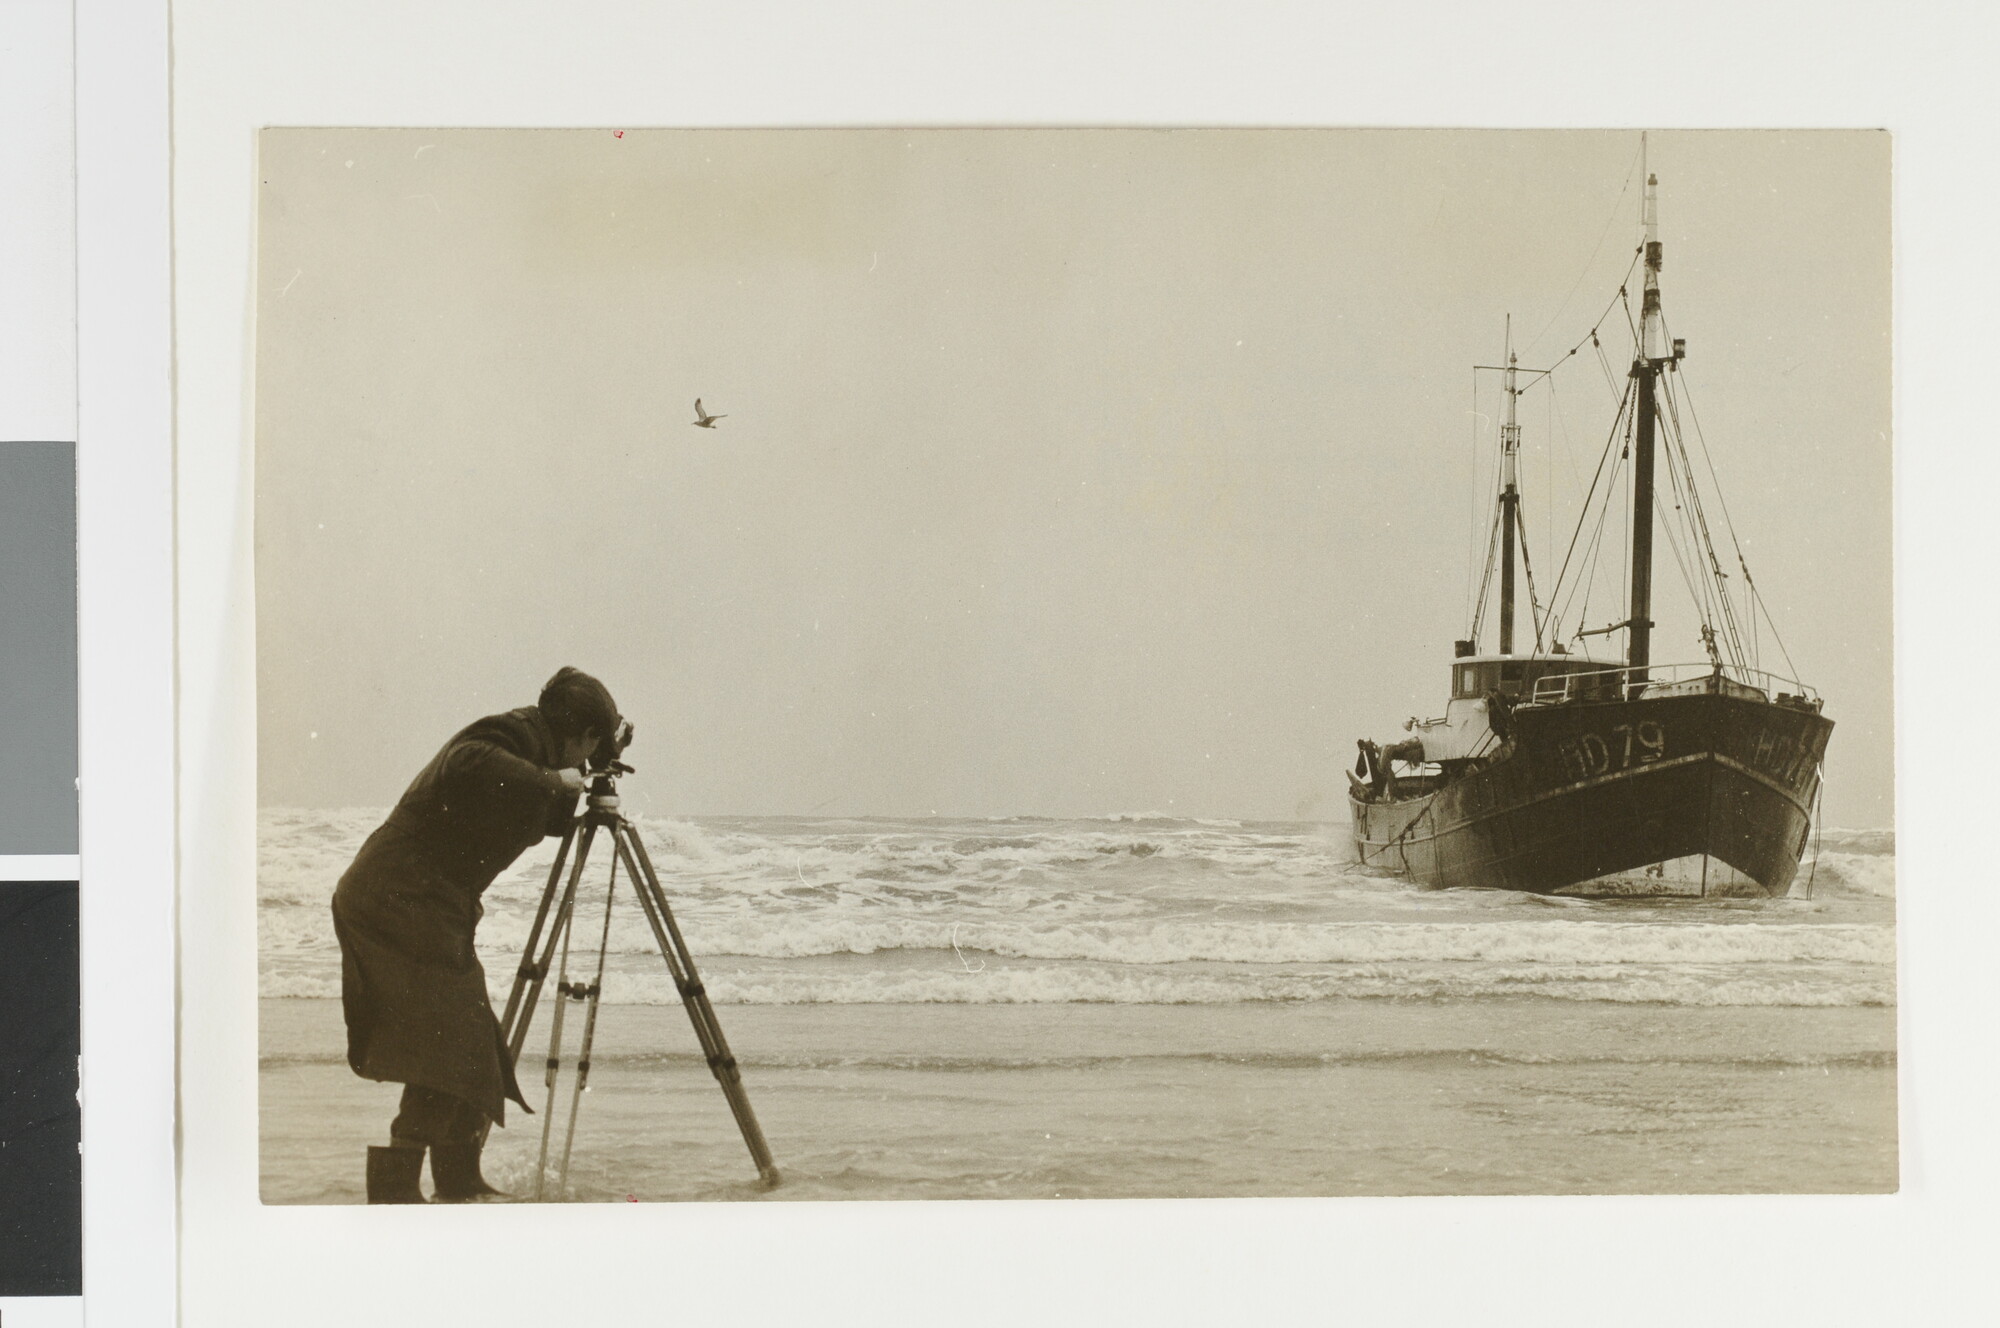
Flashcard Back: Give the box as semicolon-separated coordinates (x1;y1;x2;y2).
692;399;727;429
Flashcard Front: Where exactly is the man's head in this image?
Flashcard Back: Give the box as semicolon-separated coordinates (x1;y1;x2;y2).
538;667;621;768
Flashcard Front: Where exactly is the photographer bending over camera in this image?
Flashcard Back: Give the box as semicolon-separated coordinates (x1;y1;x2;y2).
331;666;622;1203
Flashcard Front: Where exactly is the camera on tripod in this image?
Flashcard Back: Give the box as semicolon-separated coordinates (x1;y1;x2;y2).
589;718;635;774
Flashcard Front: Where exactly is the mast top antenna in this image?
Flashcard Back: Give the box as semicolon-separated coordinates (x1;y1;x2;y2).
1640;165;1663;361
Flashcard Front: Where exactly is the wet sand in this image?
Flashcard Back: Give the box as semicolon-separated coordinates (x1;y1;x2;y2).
260;997;1896;1203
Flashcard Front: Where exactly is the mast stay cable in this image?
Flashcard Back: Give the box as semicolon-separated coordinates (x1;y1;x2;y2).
1524;142;1646;359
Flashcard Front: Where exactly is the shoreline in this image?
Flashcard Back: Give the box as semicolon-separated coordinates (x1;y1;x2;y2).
262;994;1897;1062
262;997;1897;1202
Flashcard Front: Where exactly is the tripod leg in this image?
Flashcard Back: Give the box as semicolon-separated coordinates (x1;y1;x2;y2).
506;822;598;1067
479;820;593;1157
620;829;744;1078
534;897;580;1202
615;822;782;1188
499;820;578;1044
557;848;620;1197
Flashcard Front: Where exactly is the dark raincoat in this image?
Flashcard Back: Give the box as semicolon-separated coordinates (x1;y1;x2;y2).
331;706;579;1124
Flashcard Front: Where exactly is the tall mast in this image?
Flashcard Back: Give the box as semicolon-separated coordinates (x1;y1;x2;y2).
1499;319;1520;655
1628;155;1664;688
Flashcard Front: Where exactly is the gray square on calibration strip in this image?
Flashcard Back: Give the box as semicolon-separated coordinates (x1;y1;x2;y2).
0;441;78;855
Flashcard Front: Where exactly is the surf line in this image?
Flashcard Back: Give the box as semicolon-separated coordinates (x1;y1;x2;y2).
950;924;986;973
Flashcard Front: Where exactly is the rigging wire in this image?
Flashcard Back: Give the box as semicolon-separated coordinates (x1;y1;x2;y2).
1482;382;1504;631
1655;396;1720;655
1658;371;1753;667
1544;385;1557;602
1648;308;1808;684
1464;255;1641;647
1466;372;1507;641
1662;365;1753;664
1468;503;1506;645
1567;452;1624;650
1651;437;1717;659
1524;142;1646;359
1468;246;1809;691
1497;253;1642;407
1543;375;1635;645
1461;227;1813;697
1590;332;1622;401
1540;303;1652;656
1548;382;1632;639
1513;498;1547;649
1543;364;1585;479
1464;369;1481;632
1667;433;1716;639
1621;378;1634;631
1547;253;1643;405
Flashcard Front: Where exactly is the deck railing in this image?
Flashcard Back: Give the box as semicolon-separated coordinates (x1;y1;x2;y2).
1523;661;1820;707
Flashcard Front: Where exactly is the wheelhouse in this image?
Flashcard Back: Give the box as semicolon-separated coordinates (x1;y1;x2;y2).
1448;653;1608;701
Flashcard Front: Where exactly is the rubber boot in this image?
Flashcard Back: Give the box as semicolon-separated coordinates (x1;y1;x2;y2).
429;1142;507;1203
365;1144;428;1204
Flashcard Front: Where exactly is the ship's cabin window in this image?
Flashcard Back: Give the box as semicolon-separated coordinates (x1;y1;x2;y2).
1496;661;1544;698
1456;659;1571;700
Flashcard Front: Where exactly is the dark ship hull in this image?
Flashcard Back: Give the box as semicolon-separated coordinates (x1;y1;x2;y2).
1350;684;1832;896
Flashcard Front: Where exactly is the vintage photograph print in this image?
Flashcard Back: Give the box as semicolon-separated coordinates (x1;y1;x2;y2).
255;129;1894;1204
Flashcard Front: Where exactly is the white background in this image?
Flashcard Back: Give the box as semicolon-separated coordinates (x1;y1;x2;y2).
77;0;176;1325
160;3;1996;1326
0;0;75;443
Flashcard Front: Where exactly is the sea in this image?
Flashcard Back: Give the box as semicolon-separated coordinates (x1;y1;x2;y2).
257;811;1898;1201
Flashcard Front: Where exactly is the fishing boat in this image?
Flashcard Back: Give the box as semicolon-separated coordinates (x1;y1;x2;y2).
1348;161;1832;897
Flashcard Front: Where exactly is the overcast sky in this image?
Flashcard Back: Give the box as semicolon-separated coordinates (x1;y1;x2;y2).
254;128;1891;825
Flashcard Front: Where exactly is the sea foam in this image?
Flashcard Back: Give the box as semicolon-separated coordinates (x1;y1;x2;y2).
258;808;1896;1009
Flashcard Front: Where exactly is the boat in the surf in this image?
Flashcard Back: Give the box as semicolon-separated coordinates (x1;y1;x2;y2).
1349;159;1832;897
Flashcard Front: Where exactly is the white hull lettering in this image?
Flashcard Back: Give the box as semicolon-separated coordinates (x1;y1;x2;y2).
1557;721;1666;780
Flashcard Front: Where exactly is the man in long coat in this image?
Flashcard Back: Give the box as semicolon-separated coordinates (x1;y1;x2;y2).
332;667;620;1203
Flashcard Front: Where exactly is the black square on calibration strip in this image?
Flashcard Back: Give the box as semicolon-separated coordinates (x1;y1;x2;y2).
0;881;81;1297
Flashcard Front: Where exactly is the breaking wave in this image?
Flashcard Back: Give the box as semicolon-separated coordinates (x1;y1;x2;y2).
258;808;1895;1009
